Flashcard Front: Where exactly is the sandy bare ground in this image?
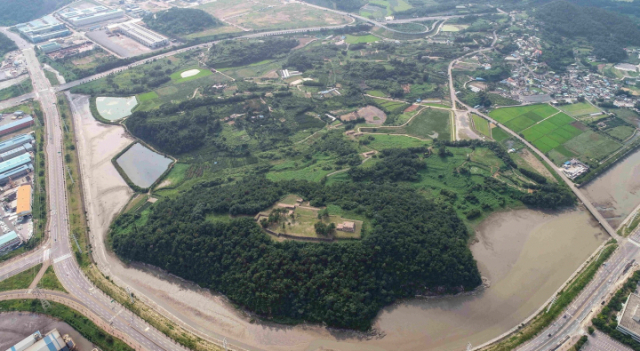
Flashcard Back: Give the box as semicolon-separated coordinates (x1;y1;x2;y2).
518;149;557;182
455;111;482;140
0;74;28;90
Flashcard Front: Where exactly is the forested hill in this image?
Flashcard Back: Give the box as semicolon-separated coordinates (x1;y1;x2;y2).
0;0;72;26
111;178;482;330
534;0;640;62
0;32;18;59
143;7;220;36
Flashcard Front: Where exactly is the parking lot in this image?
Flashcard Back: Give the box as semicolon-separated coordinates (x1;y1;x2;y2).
582;331;633;351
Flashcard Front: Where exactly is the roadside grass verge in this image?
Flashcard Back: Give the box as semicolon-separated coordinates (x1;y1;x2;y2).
0;264;42;292
0;79;32;100
483;242;616;351
57;93;91;268
0;299;133;351
37;266;67;293
84;265;224;351
44;70;60;86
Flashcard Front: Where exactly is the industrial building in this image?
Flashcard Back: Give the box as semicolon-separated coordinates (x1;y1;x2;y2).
0;153;32;175
15;15;71;43
0;116;35;137
16;184;32;218
0;134;34;154
108;21;169;48
0;164;33;185
0;231;21;255
8;329;75;351
59;6;125;27
617;293;640;342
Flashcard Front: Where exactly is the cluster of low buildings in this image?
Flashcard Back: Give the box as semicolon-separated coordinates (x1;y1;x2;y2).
561;158;588;180
38;35;95;60
8;329;76;351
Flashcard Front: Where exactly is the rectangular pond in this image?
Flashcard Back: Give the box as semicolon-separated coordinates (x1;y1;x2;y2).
116;143;172;189
96;96;138;121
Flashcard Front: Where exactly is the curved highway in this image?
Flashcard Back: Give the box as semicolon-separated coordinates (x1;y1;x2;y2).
0;5;632;351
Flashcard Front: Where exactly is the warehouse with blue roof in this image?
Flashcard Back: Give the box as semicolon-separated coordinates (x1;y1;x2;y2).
0;116;35;137
0;231;21;255
0;134;34;154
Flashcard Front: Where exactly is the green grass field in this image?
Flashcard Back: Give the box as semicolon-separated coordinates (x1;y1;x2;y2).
346;34;381;44
472;114;491;138
0;264;41;292
366;90;386;97
558;102;601;117
170;67;213;83
365;134;429;150
37;266;66;292
137;91;159;102
491;126;510;142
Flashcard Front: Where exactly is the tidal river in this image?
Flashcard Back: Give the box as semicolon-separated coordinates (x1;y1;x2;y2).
129;207;605;351
582;148;640;228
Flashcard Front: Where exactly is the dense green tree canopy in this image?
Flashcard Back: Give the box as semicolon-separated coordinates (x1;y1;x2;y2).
535;1;640;63
143;8;220;36
0;32;18;59
111;178;482;330
0;0;71;26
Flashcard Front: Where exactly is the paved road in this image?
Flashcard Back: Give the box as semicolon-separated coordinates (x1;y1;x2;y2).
442;29;638;351
517;240;639;351
0;33;188;350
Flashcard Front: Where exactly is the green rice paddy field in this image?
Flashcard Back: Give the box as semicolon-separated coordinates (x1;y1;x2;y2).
489;104;559;132
491;104;623;164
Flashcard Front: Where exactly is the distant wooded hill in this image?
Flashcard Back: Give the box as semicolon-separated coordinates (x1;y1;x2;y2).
535;0;640;63
0;0;72;26
144;7;221;36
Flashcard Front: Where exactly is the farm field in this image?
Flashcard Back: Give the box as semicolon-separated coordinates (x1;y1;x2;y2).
558;102;602;118
521;113;583;153
441;24;468;32
227;3;351;30
491;126;510;142
562;131;622;162
606;125;635;141
346;34;381;44
490;104;559;133
360;108;451;140
365;134;429;150
472;114;491;138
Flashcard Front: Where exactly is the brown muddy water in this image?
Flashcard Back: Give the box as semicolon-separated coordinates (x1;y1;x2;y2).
582;149;640;228
0;312;93;350
117;208;605;351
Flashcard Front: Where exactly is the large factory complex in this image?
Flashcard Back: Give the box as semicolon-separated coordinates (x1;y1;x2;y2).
0;131;37;256
15;3;167;50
